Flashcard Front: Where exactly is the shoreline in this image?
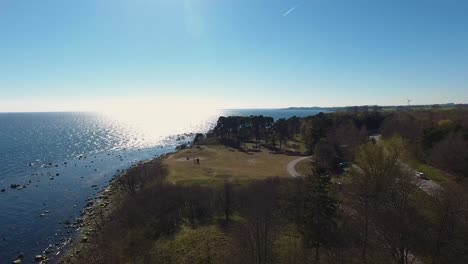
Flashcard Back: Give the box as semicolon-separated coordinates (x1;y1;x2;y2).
2;142;190;264
57;148;183;264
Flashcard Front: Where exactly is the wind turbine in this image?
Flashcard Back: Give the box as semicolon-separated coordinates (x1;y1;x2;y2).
407;98;412;107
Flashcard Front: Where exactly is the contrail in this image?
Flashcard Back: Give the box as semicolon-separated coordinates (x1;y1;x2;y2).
283;4;299;16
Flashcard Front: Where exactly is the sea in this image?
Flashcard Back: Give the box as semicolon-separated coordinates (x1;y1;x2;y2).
0;108;324;263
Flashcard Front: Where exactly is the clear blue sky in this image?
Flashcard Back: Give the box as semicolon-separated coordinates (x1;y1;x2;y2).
1;0;468;111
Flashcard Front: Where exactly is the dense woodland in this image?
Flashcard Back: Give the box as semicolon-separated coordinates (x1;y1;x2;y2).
76;108;468;264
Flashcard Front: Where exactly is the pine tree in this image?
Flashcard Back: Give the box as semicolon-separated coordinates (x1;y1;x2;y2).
303;169;338;263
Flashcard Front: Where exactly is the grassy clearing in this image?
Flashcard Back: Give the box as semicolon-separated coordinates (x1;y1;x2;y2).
163;143;301;186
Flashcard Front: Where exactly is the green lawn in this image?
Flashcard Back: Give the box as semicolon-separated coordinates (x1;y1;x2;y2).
163;143;300;186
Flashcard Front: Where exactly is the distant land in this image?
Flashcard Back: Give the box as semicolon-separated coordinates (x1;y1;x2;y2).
281;103;468;112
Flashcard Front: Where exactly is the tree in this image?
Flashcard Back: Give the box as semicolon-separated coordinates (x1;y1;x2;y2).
238;126;251;146
274;118;289;149
381;113;421;143
437;119;455;132
286;116;301;138
237;179;280;264
348;138;404;263
314;138;337;170
216;181;236;223
117;168;140;196
429;133;468;177
327;121;364;160
250;115;274;147
429;188;468;264
374;166;425;264
182;185;214;227
301;113;332;153
116;161;167;196
193;133;205;145
303;170;338;263
213;115;275;147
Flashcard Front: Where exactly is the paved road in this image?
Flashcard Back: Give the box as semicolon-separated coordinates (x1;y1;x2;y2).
286;154;443;196
399;162;443;197
365;134;443;197
287;156;313;177
351;161;444;197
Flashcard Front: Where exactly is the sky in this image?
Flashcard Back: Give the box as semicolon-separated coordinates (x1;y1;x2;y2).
1;0;468;111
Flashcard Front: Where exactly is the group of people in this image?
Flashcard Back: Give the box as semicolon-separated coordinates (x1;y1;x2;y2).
186;156;200;165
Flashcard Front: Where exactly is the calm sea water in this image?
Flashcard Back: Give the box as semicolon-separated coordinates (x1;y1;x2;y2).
0;109;323;263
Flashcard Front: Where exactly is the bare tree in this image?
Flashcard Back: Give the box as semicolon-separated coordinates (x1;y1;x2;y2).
348;138;404;263
374;166;423;264
217;181;236;223
117;167;140;196
117;161;167;196
328;121;367;160
237;179;279;264
381;113;421;143
429;188;468;264
430;133;468;178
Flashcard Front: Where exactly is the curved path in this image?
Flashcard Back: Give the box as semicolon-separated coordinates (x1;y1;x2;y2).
287;156;313;177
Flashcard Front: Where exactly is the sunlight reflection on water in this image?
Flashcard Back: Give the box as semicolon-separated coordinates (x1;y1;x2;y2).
98;99;224;149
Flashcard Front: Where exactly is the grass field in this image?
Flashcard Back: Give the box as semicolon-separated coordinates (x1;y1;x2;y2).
163;143;302;186
295;158;314;176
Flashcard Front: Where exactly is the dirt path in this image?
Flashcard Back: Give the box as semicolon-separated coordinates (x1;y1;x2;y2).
287;156;313;177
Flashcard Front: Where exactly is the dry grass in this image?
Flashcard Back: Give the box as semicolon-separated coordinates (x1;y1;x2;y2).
163;144;300;186
295;159;314;176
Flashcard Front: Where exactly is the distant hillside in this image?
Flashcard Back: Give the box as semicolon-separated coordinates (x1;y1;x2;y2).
282;103;468;112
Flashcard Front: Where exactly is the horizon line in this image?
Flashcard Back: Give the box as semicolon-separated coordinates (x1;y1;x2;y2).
1;102;465;114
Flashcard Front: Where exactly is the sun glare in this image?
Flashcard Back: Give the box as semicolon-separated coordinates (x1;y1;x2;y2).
98;97;223;142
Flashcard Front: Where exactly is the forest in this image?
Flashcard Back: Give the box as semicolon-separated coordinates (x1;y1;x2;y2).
71;108;468;264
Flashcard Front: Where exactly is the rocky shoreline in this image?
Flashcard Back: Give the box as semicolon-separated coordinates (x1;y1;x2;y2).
4;135;194;264
57;150;179;264
57;176;122;263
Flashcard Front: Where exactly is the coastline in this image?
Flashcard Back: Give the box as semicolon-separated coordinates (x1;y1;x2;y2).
0;112;199;264
57;149;181;264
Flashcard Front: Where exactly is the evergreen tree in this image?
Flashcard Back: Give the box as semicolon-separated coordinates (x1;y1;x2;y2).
303;169;338;263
